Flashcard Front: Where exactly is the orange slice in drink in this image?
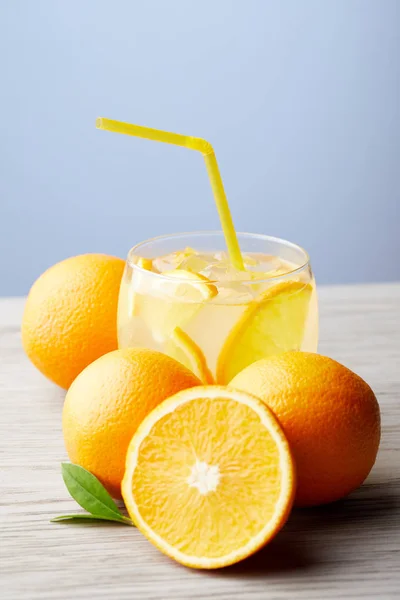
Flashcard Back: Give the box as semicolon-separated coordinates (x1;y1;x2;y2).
216;281;313;384
165;327;214;384
122;386;295;569
137;269;217;341
157;269;217;300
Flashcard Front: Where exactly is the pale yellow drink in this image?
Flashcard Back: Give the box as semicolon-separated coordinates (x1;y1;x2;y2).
117;233;318;384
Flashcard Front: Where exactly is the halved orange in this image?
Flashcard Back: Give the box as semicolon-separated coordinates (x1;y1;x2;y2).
217;281;313;384
122;386;296;569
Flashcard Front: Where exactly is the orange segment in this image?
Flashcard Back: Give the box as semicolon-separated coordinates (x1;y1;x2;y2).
165;327;214;384
217;281;313;384
122;386;295;569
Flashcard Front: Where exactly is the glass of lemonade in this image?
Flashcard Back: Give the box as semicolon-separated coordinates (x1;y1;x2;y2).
118;231;318;384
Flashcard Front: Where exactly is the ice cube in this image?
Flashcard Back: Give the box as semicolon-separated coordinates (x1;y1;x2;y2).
153;247;196;273
244;253;283;273
178;251;215;274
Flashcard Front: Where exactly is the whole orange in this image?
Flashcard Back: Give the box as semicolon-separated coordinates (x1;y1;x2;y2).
62;348;201;498
230;352;380;506
22;254;125;389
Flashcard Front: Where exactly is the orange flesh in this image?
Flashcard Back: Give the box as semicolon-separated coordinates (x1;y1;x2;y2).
124;389;295;566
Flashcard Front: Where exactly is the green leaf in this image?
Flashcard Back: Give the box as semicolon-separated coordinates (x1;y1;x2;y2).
51;513;133;525
61;463;123;520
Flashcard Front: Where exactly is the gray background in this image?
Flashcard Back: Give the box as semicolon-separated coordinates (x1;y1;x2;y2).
1;0;399;295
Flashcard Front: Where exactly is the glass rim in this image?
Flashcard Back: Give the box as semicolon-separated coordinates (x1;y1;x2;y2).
127;231;311;285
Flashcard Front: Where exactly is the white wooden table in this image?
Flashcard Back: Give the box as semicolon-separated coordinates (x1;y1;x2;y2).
1;284;399;600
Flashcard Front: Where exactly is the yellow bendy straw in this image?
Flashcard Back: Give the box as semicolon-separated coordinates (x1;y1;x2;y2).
96;117;244;271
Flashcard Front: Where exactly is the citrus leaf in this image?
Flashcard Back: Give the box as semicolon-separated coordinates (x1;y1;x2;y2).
61;463;123;520
51;513;133;525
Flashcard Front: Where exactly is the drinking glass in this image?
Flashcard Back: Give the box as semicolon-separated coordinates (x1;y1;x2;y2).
118;232;318;384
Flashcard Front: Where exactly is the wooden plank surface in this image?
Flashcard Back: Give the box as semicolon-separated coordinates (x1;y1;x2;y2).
1;284;399;600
